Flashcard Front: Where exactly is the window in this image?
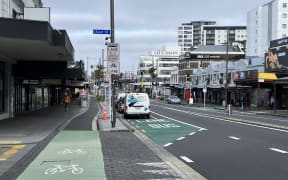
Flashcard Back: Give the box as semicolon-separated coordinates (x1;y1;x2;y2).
283;3;287;8
282;13;287;18
282;24;287;29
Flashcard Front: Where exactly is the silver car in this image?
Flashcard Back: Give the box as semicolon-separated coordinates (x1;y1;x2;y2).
167;95;181;104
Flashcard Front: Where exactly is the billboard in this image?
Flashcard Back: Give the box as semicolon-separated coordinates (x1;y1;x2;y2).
265;46;288;72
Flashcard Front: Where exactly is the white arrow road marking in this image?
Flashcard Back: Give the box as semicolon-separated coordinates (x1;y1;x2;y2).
180;156;194;163
189;132;196;135
228;136;240;140
270;148;288;154
163;143;173;147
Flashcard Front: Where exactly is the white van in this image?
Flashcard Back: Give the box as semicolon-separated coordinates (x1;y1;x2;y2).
124;93;150;119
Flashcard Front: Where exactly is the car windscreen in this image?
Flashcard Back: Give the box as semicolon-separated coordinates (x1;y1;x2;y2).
127;94;148;106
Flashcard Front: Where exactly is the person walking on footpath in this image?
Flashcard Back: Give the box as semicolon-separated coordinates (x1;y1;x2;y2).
63;92;71;112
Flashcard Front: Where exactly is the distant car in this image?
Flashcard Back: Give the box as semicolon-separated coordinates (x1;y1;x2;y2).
167;95;181;104
124;93;150;119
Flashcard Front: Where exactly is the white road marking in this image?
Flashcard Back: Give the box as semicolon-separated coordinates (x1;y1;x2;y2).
189;132;196;135
151;111;207;130
163;143;173;147
269;148;288;154
228;136;240;140
180;156;194;163
152;104;288;133
176;137;185;141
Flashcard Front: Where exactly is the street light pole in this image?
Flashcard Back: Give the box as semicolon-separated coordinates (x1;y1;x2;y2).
110;0;116;128
225;27;229;110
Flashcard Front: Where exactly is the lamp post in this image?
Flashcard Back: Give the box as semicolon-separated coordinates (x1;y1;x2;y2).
225;27;229;110
110;0;116;128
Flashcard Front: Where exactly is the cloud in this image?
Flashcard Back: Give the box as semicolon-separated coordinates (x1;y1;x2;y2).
43;0;271;72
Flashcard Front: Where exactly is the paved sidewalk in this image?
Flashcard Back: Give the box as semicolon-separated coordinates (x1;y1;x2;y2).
97;101;206;180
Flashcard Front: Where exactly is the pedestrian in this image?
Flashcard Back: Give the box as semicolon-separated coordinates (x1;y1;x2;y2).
270;95;275;108
63;92;71;112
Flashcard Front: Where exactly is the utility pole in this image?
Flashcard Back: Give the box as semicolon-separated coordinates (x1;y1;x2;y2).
110;0;116;128
225;27;229;110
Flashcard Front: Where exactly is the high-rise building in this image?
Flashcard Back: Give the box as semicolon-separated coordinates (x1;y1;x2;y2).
246;0;288;57
178;21;216;53
178;21;247;54
203;26;247;50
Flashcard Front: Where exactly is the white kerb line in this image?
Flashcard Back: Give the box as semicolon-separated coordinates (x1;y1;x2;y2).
163;143;173;147
176;137;185;141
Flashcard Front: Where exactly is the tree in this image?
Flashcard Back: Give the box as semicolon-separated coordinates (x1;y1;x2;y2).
94;64;105;83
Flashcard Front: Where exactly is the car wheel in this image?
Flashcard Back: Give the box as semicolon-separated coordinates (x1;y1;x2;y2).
124;113;128;119
146;114;150;119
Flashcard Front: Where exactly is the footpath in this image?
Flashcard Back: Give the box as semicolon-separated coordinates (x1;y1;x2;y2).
11;97;205;180
3;96;287;180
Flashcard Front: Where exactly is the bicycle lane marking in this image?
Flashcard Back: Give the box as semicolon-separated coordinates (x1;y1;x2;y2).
127;117;206;146
17;131;106;180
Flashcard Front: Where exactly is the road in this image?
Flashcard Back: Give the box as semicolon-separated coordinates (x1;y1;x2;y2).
126;100;288;180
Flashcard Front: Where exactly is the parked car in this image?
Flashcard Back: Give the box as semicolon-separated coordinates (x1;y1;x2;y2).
124;93;150;119
167;95;181;104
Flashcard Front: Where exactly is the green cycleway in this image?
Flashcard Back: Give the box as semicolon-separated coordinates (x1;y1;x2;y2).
17;131;106;180
128;118;202;146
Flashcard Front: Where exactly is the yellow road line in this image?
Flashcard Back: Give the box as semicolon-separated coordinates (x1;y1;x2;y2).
0;144;26;161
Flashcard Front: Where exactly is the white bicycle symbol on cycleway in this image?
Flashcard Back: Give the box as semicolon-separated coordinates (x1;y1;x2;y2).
45;164;84;175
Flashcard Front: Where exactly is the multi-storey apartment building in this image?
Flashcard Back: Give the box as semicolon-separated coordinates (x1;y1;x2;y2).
203;26;247;50
246;0;288;57
178;21;247;54
178;21;216;53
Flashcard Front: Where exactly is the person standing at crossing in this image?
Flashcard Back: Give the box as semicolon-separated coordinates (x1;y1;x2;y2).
63;92;71;112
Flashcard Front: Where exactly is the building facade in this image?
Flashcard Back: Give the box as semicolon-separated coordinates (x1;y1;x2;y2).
246;0;288;57
178;21;216;53
136;46;180;96
203;26;247;50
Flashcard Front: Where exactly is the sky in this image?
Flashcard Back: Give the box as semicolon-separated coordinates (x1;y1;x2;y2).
42;0;270;73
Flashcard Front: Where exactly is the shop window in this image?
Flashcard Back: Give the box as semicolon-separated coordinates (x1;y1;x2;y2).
0;63;4;113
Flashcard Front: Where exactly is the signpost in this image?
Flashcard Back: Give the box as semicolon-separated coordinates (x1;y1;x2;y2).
93;29;111;35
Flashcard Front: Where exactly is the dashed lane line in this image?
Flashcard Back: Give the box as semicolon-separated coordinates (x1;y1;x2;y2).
228;136;241;140
269;148;288;154
180;156;194;163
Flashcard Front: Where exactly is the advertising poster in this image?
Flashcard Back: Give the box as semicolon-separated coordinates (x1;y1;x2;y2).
265;47;288;72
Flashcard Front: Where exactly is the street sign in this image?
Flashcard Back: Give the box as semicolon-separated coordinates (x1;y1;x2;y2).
93;29;111;34
107;43;120;74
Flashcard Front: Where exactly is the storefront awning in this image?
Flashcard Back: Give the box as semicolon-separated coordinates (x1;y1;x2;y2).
258;73;277;82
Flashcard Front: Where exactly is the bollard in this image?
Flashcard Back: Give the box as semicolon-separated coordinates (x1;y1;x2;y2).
228;104;232;116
